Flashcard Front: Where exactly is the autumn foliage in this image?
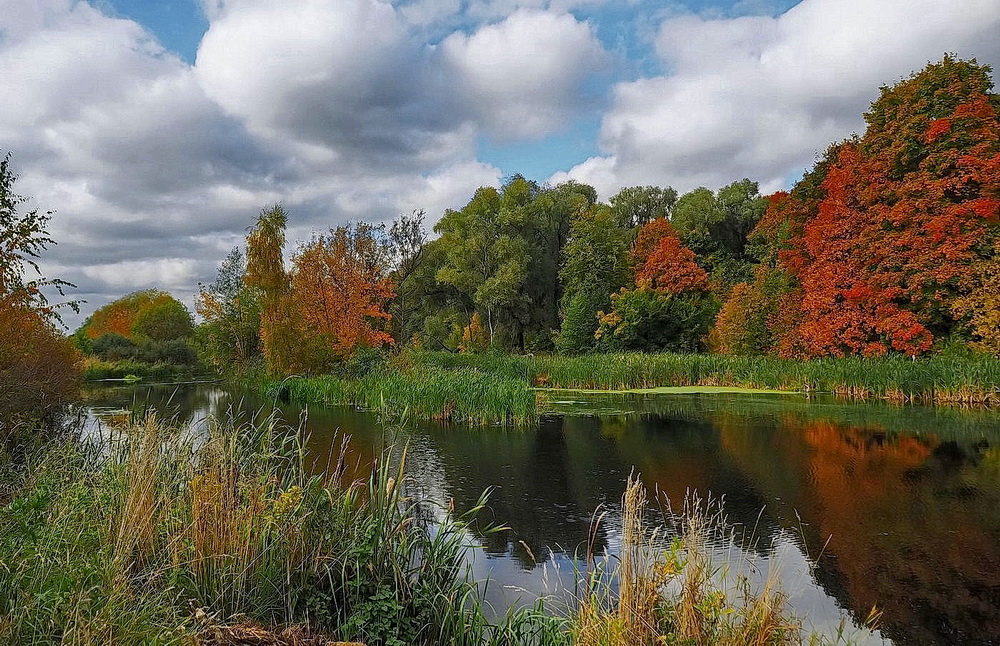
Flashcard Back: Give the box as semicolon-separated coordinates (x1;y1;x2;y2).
633;219;709;294
81;289;190;341
0;152;80;430
237;206;396;376
597;219;716;351
716;56;1000;358
290;225;395;361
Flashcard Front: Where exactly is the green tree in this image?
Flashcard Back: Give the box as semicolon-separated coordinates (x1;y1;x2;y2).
387;210;428;344
194;248;262;369
596;289;718;353
434;184;530;346
609;185;678;229
556;204;632;353
521;180;596;349
672;179;767;287
133;297;194;342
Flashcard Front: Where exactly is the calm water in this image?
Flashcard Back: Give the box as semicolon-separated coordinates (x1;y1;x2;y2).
80;382;1000;645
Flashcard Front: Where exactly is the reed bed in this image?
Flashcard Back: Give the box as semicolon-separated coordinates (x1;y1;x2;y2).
0;414;553;644
273;365;537;425
412;351;1000;407
571;479;869;646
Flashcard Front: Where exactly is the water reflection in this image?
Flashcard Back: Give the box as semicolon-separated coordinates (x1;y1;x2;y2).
80;383;1000;645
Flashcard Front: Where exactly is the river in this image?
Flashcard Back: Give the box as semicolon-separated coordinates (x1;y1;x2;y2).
79;381;1000;645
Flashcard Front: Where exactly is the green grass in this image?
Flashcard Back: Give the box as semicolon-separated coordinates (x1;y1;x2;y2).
265;364;537;425
411;350;1000;406
256;350;1000;428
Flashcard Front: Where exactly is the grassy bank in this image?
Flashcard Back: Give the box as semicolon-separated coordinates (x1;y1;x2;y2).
257;351;1000;427
414;351;1000;406
81;356;203;382
262;365;537;425
0;415;863;645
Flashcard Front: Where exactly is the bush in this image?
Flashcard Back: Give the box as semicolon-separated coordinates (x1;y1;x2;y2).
0;306;80;436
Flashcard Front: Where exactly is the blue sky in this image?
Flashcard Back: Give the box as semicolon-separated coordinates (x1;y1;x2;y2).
3;0;998;326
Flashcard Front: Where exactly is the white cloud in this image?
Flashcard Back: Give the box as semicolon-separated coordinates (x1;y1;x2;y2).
2;0;513;327
441;10;607;139
556;0;1000;197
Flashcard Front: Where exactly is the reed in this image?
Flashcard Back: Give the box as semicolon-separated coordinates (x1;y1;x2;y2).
572;480;856;646
273;364;537;425
410;350;1000;407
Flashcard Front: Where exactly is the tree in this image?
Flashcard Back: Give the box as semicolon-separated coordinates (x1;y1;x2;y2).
133;297;194;341
194;248;261;369
671;180;767;287
435;184;530;346
387;210;428;344
80;290;190;342
290;223;395;368
0;152;80;429
766;57;1000;357
521;180;596;349
953;236;1000;355
596;219;717;352
633;219;710;294
556;204;632;353
609;185;677;228
245;205;297;375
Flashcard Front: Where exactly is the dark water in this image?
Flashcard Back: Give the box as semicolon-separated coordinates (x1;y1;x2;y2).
80;382;1000;645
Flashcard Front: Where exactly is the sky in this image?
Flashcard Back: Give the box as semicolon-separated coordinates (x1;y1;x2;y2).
3;0;1000;328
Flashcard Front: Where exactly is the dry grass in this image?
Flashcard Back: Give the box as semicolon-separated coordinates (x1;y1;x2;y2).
574;477;804;646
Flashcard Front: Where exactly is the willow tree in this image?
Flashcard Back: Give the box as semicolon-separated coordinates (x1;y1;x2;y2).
244;204;294;374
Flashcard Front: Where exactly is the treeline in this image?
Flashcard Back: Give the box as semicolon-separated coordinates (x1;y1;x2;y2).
72;289;199;379
198;56;999;376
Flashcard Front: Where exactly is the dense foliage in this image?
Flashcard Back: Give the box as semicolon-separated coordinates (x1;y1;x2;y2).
736;56;1000;358
74;289;198;371
185;56;1000;377
0;153;80;433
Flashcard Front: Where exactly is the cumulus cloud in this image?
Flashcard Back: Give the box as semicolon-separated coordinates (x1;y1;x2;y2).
555;0;1000;198
9;0;1000;328
441;10;607;139
7;0;584;326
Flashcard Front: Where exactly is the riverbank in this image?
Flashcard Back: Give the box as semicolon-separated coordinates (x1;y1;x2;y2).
81;356;206;383
259;351;1000;426
415;351;1000;406
0;415;851;645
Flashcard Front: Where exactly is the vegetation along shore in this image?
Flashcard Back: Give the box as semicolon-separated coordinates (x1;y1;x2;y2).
0;54;997;644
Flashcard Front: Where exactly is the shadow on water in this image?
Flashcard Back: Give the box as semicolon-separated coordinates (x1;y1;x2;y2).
80;383;1000;645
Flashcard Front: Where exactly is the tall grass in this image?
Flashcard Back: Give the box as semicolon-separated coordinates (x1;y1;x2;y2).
0;414;544;644
0;414;871;645
573;480;870;646
270;364;537;425
412;350;1000;406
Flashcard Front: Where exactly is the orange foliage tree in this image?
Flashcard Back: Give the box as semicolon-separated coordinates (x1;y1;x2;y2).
737;57;1000;358
290;223;395;366
81;289;185;340
632;218;709;294
0;152;80;429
